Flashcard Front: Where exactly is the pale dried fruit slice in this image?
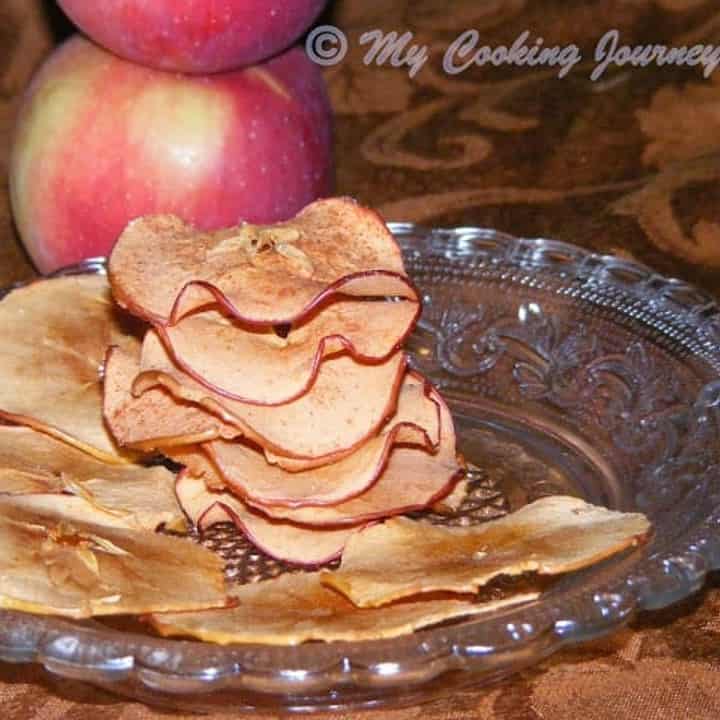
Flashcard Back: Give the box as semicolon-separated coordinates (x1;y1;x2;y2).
321;496;652;607
239;388;462;526
104;346;240;451
176;470;360;566
247;445;461;526
108;197;418;326
204;373;441;507
0;500;226;619
150;572;538;645
157;300;417;404
0;426;183;531
0;274;139;463
134;331;407;465
0;494;160;531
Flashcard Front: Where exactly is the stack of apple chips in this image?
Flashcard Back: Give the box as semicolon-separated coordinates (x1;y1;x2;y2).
0;197;651;641
104;198;465;565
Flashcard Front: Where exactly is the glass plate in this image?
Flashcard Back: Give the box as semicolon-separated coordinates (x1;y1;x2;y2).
1;225;720;714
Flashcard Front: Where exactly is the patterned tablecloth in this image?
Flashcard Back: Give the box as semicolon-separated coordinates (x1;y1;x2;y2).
1;0;720;717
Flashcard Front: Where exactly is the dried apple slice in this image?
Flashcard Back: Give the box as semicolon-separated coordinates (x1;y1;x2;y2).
246;445;461;526
176;471;360;566
104;346;240;451
133;331;407;465
321;496;652;607
0;274;139;463
0;500;226;619
236;388;462;526
150;572;538;645
0;494;163;532
203;373;441;507
0;426;183;531
109;197;418;327
157;300;417;404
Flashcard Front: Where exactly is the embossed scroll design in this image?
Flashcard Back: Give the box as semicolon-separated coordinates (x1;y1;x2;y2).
408;293;509;379
410;294;720;514
413;295;677;414
633;380;720;516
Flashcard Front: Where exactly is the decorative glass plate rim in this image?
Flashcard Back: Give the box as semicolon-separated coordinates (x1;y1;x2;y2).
0;223;719;707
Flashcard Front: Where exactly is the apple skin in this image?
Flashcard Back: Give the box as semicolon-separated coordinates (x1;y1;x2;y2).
57;0;327;74
9;36;333;274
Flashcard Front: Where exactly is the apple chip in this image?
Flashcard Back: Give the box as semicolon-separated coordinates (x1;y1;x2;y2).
176;471;360;566
204;373;441;507
239;389;462;526
0;426;183;531
133;331;407;464
0;501;226;619
150;572;538;645
109;197;418;327
0;274;139;463
157;300;417;404
104;346;240;451
322;496;652;607
0;494;160;531
246;445;461;526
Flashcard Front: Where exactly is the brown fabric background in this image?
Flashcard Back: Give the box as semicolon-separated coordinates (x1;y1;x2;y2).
1;0;720;716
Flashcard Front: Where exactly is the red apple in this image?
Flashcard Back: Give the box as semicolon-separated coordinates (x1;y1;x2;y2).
57;0;327;74
10;36;333;273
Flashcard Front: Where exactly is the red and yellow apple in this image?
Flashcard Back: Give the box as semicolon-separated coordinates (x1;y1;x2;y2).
57;0;327;74
10;36;333;273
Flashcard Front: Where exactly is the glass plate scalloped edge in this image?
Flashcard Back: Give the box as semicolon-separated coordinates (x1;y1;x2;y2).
0;224;718;714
